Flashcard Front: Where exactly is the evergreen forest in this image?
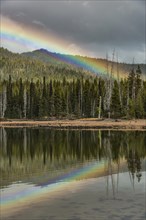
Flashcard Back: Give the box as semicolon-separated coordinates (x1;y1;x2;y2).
0;65;146;119
0;47;146;119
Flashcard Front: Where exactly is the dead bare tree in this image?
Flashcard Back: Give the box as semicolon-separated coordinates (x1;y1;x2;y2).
116;53;122;107
103;50;116;118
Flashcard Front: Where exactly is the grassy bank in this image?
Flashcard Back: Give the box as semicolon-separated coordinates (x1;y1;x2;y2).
0;119;146;130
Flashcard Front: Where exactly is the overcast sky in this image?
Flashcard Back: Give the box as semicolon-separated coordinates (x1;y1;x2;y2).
1;0;145;63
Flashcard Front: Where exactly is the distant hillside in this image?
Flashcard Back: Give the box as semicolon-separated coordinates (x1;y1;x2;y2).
0;47;145;81
22;48;146;80
0;48;94;81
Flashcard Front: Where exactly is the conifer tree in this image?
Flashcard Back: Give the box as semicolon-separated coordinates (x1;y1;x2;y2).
40;76;48;117
135;65;142;99
19;78;24;118
128;69;136;100
48;80;54;116
110;80;121;118
5;75;13;118
135;91;144;118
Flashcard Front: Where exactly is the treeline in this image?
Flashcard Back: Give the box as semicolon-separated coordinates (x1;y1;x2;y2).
0;65;146;119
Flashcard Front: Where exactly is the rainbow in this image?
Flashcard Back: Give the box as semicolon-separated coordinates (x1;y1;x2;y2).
1;161;107;213
38;50;111;77
1;16;126;79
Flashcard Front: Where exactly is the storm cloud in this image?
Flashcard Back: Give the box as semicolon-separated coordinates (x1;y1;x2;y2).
1;0;145;63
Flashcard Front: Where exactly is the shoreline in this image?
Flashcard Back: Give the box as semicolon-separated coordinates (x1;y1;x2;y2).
0;119;146;130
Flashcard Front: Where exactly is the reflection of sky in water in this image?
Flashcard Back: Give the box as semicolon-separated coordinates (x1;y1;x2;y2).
1;171;145;208
1;172;146;219
1;172;146;201
1;161;106;205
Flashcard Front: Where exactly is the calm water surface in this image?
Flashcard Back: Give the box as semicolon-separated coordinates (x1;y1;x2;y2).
0;128;146;220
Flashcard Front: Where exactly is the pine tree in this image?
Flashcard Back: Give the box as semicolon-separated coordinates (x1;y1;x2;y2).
0;82;7;118
40;77;48;117
5;75;13;118
110;80;121;118
19;78;24;118
83;79;91;117
128;99;135;119
47;80;54;116
29;80;35;118
135;65;142;99
128;69;136;100
135;91;144;118
54;81;62;117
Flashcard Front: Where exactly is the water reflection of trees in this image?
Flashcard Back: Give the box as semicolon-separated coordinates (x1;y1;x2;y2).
0;128;145;183
105;131;146;185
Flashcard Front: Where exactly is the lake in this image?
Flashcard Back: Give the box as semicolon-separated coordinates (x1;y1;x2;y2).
0;128;146;220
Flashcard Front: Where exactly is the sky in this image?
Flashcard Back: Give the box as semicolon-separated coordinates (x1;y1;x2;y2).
1;0;145;63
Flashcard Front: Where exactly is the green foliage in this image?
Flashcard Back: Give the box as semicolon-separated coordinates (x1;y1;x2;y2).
0;47;146;119
128;99;135;119
1;72;145;119
110;80;121;118
135;92;144;118
0;47;94;82
1;47;146;82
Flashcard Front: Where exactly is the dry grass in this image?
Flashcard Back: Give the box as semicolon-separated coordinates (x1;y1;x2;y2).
0;118;146;129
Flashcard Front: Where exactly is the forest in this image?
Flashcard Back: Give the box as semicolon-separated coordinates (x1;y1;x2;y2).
0;65;146;119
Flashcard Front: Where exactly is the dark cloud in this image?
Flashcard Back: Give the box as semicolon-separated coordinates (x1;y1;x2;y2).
1;0;145;62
